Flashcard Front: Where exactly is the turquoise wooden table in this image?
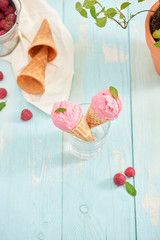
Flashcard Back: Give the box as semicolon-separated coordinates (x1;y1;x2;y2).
0;0;160;239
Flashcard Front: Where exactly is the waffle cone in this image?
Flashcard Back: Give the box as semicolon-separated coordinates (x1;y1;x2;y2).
28;19;57;62
85;105;108;128
17;46;48;94
67;115;95;142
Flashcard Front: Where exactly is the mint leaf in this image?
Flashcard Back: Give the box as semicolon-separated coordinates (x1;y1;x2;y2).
120;2;131;10
80;8;88;18
96;17;107;27
130;14;135;19
154;41;160;49
119;12;124;19
109;86;118;100
138;0;145;2
0;102;6;111
96;7;105;17
125;182;136;196
106;8;117;18
55;108;66;113
75;2;83;12
90;6;96;19
152;29;160;39
83;0;95;9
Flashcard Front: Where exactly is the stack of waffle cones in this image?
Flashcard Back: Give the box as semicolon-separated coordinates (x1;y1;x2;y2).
17;19;57;94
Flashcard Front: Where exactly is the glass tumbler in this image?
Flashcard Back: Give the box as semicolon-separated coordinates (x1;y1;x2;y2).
65;103;111;160
0;0;21;56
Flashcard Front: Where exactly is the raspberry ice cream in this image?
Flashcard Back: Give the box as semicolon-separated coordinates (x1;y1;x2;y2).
51;101;95;142
52;101;83;132
92;88;123;121
85;88;123;128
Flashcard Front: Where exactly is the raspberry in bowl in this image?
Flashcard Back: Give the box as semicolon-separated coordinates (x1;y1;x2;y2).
0;0;21;56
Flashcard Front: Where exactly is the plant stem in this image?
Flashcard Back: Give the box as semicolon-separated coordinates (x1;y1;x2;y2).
106;14;127;29
95;0;103;9
127;10;156;26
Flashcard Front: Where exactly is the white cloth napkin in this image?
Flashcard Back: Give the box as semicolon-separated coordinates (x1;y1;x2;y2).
2;0;74;114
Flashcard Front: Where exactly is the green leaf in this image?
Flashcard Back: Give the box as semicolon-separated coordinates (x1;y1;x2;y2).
138;0;145;2
83;0;95;9
154;41;160;49
130;14;135;19
55;108;66;113
75;2;83;12
0;102;6;111
119;12;124;19
120;2;131;10
80;8;88;18
106;8;117;18
152;29;160;39
96;17;107;28
90;6;96;19
125;182;137;197
109;86;118;100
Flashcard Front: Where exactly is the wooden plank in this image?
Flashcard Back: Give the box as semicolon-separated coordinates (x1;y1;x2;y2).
130;0;160;239
62;1;136;239
0;1;63;239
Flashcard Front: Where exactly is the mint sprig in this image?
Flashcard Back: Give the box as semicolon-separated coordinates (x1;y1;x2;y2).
109;86;118;100
55;108;66;113
75;0;146;30
0;102;6;111
125;182;136;196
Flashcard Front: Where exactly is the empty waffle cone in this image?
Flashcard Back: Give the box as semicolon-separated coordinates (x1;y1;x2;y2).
28;18;57;62
85;105;108;128
67;115;95;142
17;46;48;94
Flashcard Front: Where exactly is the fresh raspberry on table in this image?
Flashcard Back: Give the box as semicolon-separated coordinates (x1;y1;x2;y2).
0;29;5;36
0;12;4;21
4;6;15;16
0;71;3;80
21;109;33;121
5;13;16;23
125;167;135;178
113;173;126;186
0;88;7;99
0;0;9;12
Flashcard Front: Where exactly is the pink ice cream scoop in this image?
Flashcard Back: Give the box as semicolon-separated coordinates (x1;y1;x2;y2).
51;101;95;141
85;88;123;128
51;101;83;132
91;88;123;120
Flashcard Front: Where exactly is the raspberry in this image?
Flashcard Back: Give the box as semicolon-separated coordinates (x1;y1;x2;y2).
0;88;7;99
21;109;33;121
4;6;15;16
0;29;5;36
5;13;16;23
4;20;13;31
113;173;126;186
0;12;4;21
0;71;4;80
0;19;13;31
125;167;135;178
0;0;9;12
0;19;6;29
